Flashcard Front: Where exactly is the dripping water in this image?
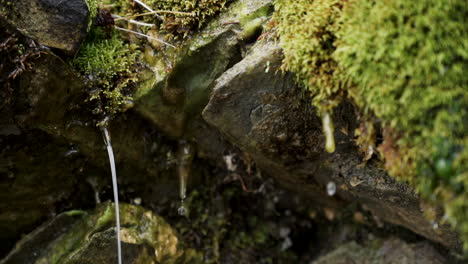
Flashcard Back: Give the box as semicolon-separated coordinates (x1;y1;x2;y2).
102;126;122;264
177;142;194;216
321;111;335;153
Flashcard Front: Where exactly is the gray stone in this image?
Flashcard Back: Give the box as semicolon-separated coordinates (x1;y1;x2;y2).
202;40;460;249
134;0;274;138
0;0;91;54
312;238;449;264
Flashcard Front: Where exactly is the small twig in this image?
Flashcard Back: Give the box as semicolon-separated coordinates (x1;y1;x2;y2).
112;14;155;27
133;0;153;12
114;26;175;48
116;10;195;21
132;0;163;20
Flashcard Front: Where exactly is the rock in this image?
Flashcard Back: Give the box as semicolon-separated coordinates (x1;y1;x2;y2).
0;202;200;264
0;130;94;257
9;50;187;207
0;0;91;54
13;52;87;129
312;238;450;264
202;40;460;249
134;0;274;138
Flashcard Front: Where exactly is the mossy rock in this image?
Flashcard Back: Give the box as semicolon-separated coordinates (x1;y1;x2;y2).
275;0;468;249
1;202;202;264
334;0;468;248
134;0;274;138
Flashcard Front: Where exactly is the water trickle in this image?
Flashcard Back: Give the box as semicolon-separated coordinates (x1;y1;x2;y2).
321;111;335;153
101;126;122;264
177;142;195;217
327;181;336;196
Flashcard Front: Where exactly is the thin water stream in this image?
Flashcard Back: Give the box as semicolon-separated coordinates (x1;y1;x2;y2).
102;127;122;264
177;142;195;216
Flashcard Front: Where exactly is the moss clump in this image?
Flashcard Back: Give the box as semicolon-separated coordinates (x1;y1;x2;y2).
334;0;468;247
147;0;228;35
72;27;139;115
274;0;345;113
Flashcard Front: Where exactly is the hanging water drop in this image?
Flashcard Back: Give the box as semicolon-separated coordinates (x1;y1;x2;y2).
321;111;335;153
177;142;194;216
178;205;187;216
101;126;122;264
327;181;336;196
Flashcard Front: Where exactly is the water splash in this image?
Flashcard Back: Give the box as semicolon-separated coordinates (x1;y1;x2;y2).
177;142;194;216
102;126;122;264
327;181;336;196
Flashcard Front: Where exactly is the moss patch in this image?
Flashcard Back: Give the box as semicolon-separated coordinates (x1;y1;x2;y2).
72;26;140;116
334;0;468;248
275;0;468;248
274;0;347;152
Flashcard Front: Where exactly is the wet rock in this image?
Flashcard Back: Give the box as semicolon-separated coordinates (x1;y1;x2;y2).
134;0;274;138
10;50;184;208
202;40;460;249
0;0;91;54
13;52;86;129
0;202;199;264
312;238;450;264
0;130;94;257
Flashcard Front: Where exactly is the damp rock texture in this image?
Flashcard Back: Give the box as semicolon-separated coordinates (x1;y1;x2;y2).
0;203;197;264
0;0;91;54
312;238;448;264
203;40;460;249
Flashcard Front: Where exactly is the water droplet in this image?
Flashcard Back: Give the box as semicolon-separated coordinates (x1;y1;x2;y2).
64;149;79;157
134;197;142;205
178;206;187;216
327;181;336;196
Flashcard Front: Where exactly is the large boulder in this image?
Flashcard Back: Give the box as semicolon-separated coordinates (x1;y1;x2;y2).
134;0;274;139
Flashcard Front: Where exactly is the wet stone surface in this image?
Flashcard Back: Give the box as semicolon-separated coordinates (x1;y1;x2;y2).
0;0;90;54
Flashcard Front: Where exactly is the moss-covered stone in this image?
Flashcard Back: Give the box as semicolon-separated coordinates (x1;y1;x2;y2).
276;0;468;249
274;0;347;153
334;0;468;248
145;0;229;38
1;202;198;264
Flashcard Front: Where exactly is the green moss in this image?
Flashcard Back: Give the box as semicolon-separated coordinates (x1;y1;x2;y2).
274;0;346;152
275;0;468;248
239;4;271;40
135;0;229;38
84;0;99;29
334;0;468;248
274;0;345;113
72;27;139;116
